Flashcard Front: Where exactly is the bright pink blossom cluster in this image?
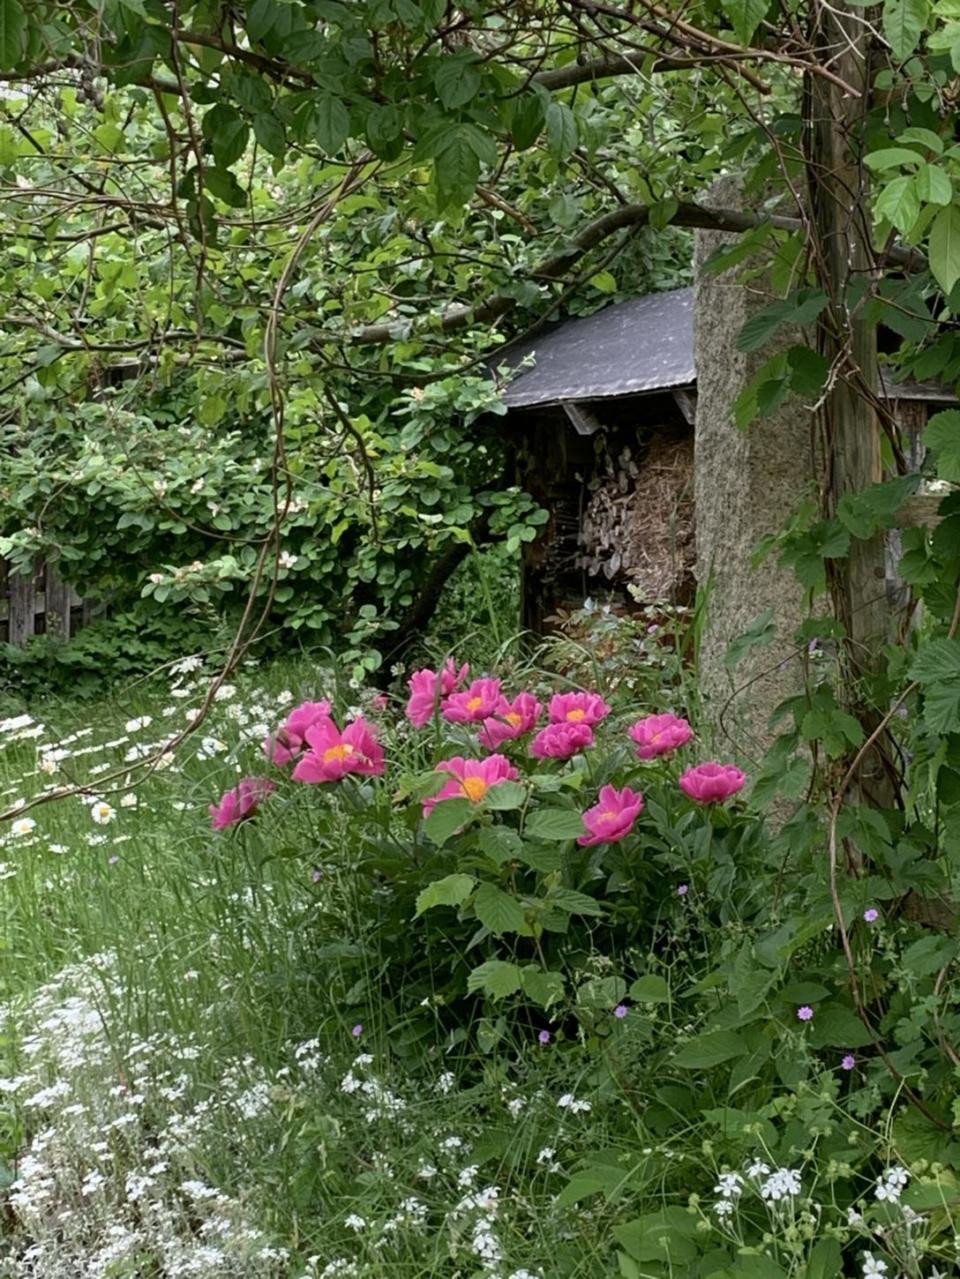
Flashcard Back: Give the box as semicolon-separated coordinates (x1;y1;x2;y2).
212;664;747;835
211;699;386;829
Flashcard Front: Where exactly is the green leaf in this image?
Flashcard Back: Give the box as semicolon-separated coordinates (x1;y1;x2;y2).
863;146;924;170
725;609;775;669
545;101;577;156
423;796;475;846
720;0;768;44
898;126;944;154
614;1210;699;1264
910;637;960;684
473;882;528;935
882;0;929;60
923;683;960;733
629;974;670;1003
434;52;480;109
673;1029;747;1069
589;270;618;294
547;887;604;917
467;959;522;1000
807;1003;873;1048
803;1238;843;1279
0;0;26;68
875;174;920;234
736;289;828;352
476;826;524;866
202;104;249;168
511;90;546;149
252;111;286;156
434;128;481;206
246;0;279;42
365;103;403;158
415;873;476;916
305;93;350;154
484;781;527;810
524;808;586;841
577;975;627;1009
785;344;829;396
203;166;247;207
520;965;565;1008
916;163;952;206
929;206;960;297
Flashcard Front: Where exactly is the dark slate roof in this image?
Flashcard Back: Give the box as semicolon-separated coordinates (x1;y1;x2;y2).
492;286;956;410
494;286;695;409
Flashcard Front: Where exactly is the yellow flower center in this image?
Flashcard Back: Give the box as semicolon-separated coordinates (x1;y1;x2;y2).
598;810;619;823
461;777;489;802
566;708;586;722
505;712;522;726
466;696;484;712
323;743;354;762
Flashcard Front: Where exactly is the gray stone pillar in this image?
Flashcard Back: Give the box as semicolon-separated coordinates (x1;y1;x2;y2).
694;179;816;763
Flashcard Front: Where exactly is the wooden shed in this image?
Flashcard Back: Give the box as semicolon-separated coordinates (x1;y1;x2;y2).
492;286;955;633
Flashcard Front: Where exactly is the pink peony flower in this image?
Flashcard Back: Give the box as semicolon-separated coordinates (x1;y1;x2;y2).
577;784;644;846
629;712;693;760
292;716;385;783
442;677;503;724
423;754;519;816
263;699;332;766
209;777;275;830
548;691;611;727
530;721;594;760
405;659;469;728
678;762;746;804
479;692;542;750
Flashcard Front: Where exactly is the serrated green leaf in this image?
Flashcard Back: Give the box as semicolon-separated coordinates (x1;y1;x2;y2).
875;174;921;234
305;92;350;154
415;873;476;916
577;975;627;1009
929;206;960;297
473;882;527;935
467;959;522;1000
629;974;670;1003
720;0;768;44
916;163;953;205
524;808;586;841
252;111;286;156
423;796;475;845
476;826;524;866
725;609;775;669
0;0;26;68
863;146;925;170
434;52;480;109
882;0;928;60
910;637;960;683
808;1003;874;1048
545;100;577;156
674;1029;748;1068
520;965;565;1008
547;887;604;917
484;781;527;810
202;104;249;168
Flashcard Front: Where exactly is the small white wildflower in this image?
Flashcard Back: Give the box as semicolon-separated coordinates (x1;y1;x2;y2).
506;1096;526;1118
760;1168;802;1201
344;1214;366;1231
120;792;138;808
714;1198;735;1219
557;1093;591;1113
862;1253;888;1278
279;551;298;570
436;1071;455;1094
746;1159;770;1179
714;1172;744;1199
458;1165;479;1188
91;801;115;825
124;716;153;733
536;1147;556;1165
11;817;36;837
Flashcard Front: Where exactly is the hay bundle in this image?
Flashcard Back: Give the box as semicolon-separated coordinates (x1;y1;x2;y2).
578;429;695;602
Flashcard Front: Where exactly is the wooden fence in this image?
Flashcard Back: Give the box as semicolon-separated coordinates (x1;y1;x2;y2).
0;560;94;647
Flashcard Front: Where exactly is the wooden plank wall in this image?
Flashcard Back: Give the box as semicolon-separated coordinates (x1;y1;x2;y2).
0;560;86;646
